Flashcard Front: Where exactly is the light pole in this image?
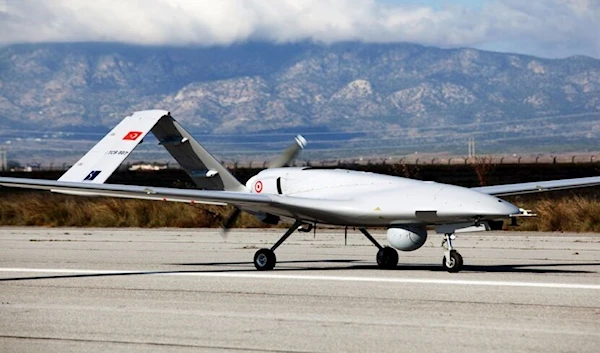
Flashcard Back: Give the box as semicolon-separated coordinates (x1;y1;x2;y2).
0;147;7;171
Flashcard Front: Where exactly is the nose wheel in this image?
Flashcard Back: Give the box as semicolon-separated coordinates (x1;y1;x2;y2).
442;249;463;272
442;233;463;273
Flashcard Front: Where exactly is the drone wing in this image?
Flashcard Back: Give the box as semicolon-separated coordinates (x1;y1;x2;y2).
472;176;600;196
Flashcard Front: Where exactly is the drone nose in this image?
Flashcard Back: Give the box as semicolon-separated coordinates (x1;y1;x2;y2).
468;191;520;218
437;186;520;219
490;198;520;217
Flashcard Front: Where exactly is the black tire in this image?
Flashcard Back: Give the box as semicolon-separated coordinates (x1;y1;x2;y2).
377;247;399;269
442;250;463;273
254;248;276;271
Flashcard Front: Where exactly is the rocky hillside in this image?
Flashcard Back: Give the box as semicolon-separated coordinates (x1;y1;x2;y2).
1;42;599;158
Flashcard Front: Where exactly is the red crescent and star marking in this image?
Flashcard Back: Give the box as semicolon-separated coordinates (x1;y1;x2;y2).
123;131;143;141
255;180;263;193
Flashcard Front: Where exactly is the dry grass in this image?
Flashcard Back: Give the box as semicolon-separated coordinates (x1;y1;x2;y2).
509;194;600;232
3;191;600;232
0;192;267;228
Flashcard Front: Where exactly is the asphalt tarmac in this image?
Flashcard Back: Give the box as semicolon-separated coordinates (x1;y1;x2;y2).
0;227;599;353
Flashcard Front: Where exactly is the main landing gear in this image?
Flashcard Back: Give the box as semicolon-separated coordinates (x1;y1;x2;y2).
252;221;401;271
253;220;303;271
442;233;463;273
359;228;398;269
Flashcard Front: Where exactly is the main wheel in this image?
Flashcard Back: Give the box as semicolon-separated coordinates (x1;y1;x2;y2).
254;248;276;271
377;247;399;269
442;250;463;273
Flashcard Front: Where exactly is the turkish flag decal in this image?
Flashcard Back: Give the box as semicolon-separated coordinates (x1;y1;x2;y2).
123;131;143;141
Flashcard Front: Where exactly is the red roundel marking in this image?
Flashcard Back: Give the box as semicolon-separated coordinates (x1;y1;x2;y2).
255;180;263;193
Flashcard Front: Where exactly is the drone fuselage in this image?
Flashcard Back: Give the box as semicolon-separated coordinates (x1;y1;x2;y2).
246;168;520;227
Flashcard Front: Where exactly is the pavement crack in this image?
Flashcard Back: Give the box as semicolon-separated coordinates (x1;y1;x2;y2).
0;335;317;353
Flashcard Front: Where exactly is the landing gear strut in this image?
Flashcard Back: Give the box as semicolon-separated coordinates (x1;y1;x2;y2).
442;233;463;273
359;228;398;269
253;220;303;271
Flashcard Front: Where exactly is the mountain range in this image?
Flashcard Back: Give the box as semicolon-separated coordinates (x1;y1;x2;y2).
1;41;599;161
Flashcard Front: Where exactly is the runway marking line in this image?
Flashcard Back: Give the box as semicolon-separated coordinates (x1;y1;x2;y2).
1;268;599;290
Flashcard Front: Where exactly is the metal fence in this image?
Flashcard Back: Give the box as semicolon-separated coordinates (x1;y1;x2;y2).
4;154;600;173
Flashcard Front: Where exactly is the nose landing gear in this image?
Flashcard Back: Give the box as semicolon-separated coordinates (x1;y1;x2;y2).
442;233;463;273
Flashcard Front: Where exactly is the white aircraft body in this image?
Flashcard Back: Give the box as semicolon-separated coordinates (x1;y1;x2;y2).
2;110;600;272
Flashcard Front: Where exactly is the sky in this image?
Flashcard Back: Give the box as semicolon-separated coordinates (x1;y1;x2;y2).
0;0;598;58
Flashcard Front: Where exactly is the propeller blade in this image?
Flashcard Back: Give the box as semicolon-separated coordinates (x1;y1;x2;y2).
222;135;306;239
220;207;241;239
269;135;307;168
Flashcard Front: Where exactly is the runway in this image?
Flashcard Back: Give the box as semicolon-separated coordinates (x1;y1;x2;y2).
1;228;599;352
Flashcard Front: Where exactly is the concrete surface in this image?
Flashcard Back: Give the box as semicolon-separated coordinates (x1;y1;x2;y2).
0;227;599;352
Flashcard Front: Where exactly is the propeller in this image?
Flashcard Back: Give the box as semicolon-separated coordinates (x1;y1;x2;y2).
268;135;307;168
220;207;241;239
220;134;307;238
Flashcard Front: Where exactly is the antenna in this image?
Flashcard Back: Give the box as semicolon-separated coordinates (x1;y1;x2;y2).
0;147;7;171
467;138;476;159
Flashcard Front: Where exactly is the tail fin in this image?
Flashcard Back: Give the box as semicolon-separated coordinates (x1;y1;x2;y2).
59;110;248;192
59;110;169;184
151;114;247;192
